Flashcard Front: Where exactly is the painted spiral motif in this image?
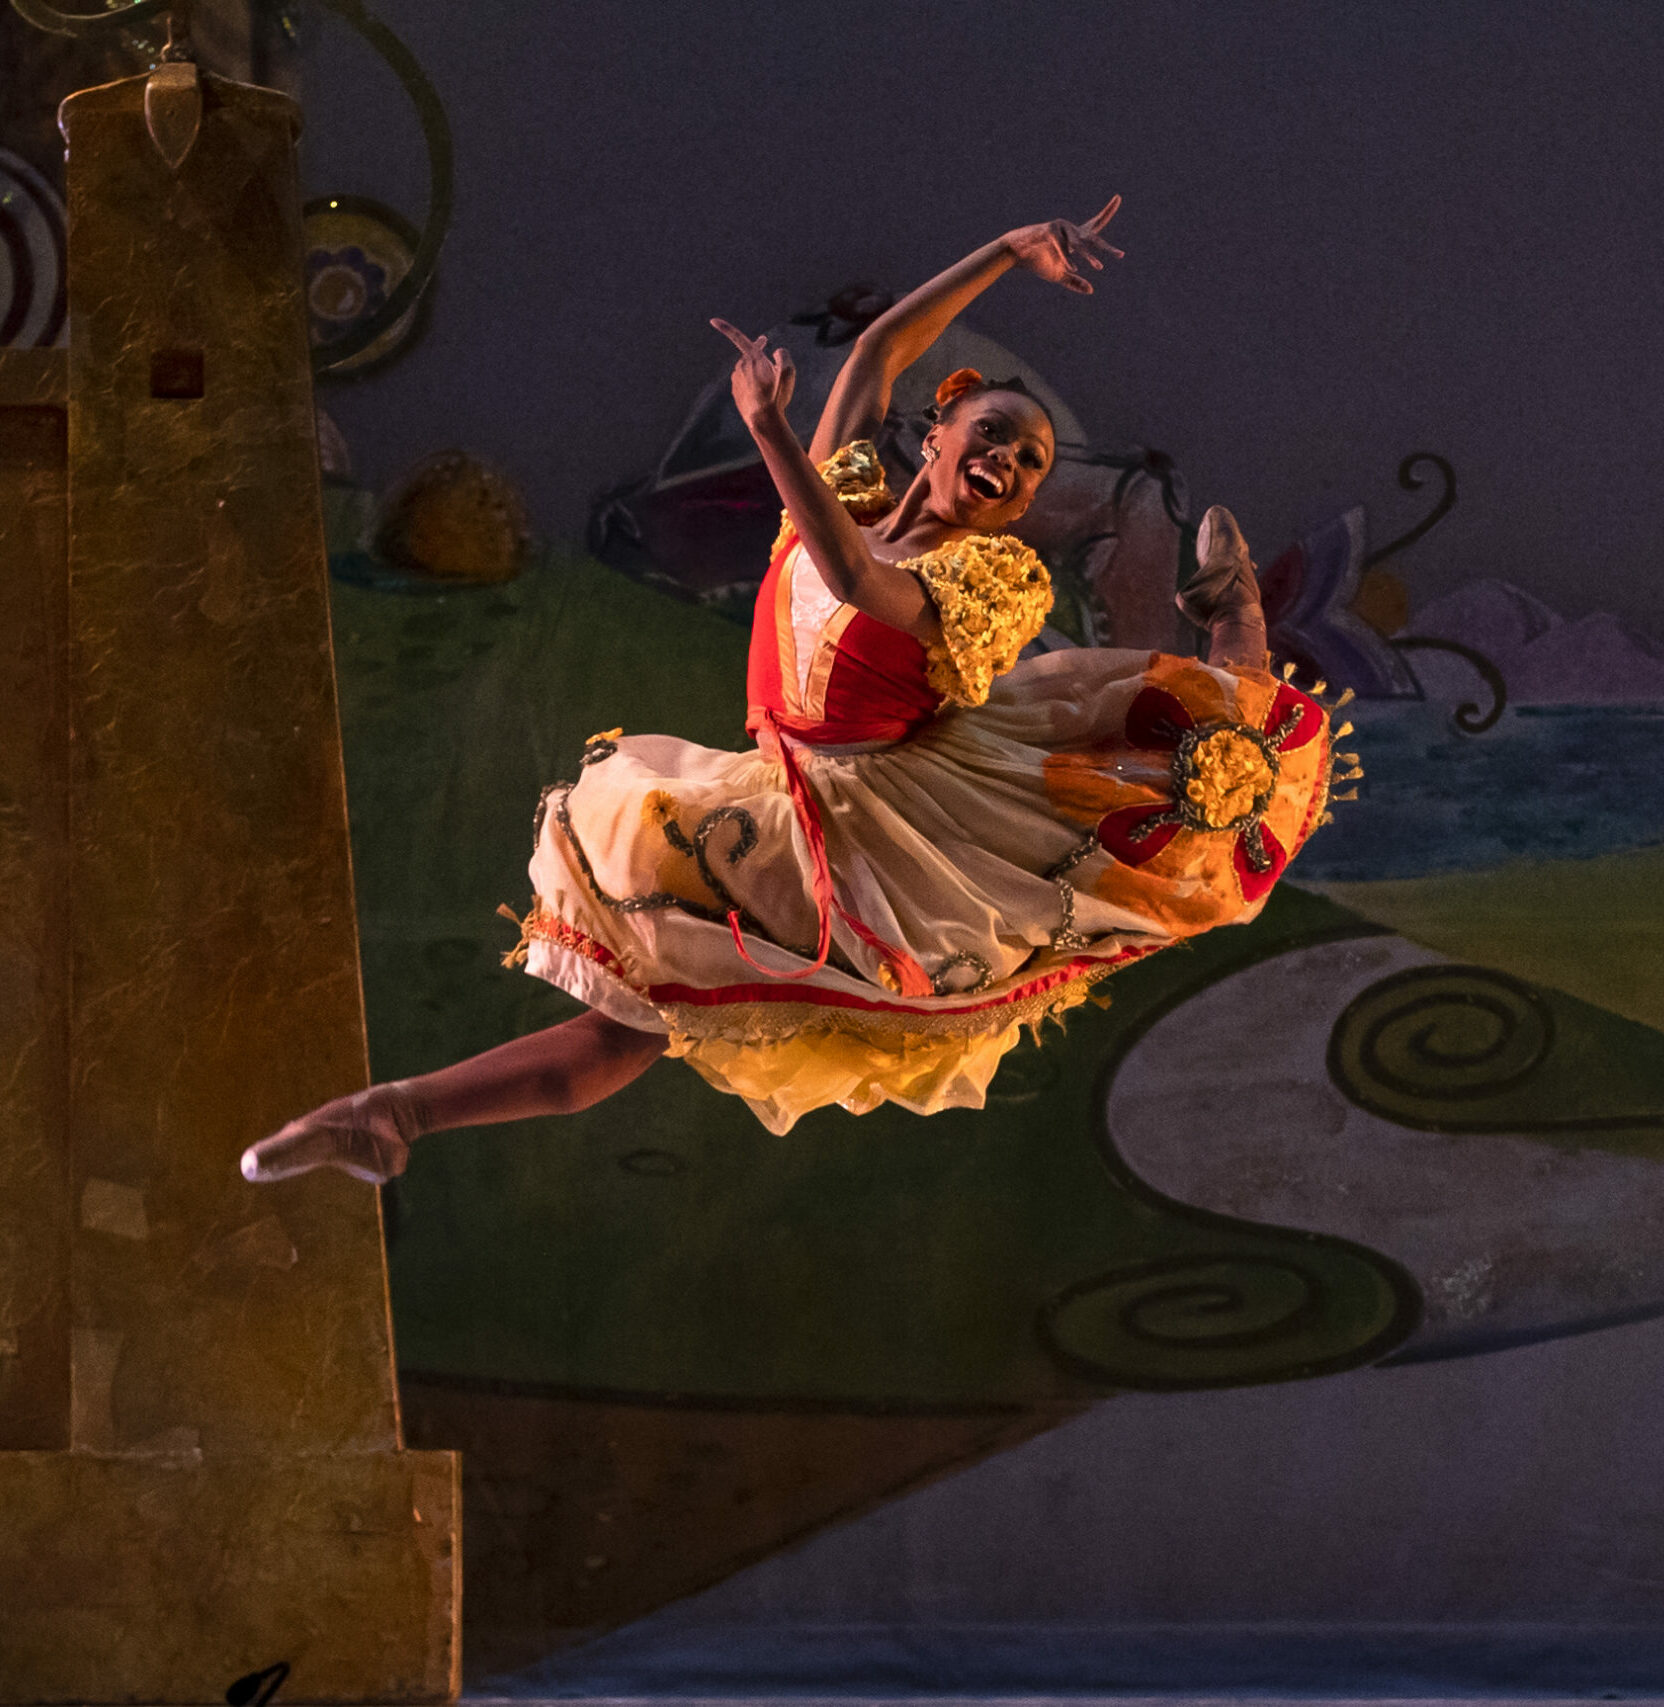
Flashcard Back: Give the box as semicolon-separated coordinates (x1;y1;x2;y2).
1327;963;1554;1128
1040;1252;1350;1389
0;149;66;349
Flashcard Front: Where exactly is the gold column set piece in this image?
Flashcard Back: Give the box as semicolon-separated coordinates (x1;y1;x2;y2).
0;51;459;1703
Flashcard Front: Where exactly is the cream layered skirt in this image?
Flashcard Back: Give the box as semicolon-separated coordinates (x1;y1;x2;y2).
511;648;1333;1133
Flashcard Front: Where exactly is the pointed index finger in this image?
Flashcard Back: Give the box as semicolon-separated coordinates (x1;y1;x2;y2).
710;318;763;354
1082;195;1122;234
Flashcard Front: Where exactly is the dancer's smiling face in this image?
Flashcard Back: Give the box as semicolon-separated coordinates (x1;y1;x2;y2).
924;390;1055;529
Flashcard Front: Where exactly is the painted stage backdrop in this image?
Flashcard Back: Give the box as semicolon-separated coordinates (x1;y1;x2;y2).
320;353;1664;1687
6;0;1660;1693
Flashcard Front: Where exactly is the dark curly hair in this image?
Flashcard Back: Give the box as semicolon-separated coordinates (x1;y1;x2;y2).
926;374;1055;433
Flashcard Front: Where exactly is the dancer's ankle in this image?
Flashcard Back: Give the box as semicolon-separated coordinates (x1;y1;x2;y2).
369;1078;428;1147
1207;607;1270;671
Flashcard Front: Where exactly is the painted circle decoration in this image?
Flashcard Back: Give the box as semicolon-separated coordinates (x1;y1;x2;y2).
302;195;430;379
0;149;67;349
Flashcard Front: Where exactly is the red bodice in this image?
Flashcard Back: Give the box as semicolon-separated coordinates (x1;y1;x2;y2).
745;526;940;746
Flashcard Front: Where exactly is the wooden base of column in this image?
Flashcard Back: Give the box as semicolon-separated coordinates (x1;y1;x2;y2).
0;1449;459;1702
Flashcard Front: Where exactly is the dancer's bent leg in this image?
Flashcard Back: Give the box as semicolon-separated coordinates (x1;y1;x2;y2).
1178;505;1269;670
240;1008;668;1185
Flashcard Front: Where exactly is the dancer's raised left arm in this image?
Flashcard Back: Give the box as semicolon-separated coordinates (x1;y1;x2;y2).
809;198;1123;461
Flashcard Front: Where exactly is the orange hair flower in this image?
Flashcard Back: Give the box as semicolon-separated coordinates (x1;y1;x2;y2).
934;367;984;408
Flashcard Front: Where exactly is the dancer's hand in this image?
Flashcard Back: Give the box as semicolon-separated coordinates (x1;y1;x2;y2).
1005;198;1124;295
711;319;796;429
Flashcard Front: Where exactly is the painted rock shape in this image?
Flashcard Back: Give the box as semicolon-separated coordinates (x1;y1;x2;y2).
1103;934;1664;1365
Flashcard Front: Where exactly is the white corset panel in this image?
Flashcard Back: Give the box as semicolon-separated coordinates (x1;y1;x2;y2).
787;542;844;701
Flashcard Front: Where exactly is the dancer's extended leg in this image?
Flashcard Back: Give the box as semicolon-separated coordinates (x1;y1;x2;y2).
240;1009;668;1185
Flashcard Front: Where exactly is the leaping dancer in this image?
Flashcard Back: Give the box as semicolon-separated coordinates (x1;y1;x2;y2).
243;197;1335;1179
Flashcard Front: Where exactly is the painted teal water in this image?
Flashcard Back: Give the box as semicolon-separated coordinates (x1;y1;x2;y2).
1290;702;1664;883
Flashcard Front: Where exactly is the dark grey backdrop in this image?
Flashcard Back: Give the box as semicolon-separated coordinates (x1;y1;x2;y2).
299;0;1664;627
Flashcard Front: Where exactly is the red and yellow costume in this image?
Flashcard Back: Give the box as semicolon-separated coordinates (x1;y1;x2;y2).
513;443;1334;1133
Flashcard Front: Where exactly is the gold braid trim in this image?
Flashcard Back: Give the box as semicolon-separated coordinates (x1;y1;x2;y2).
659;959;1117;1051
902;534;1053;707
772;438;898;557
497;896;645;989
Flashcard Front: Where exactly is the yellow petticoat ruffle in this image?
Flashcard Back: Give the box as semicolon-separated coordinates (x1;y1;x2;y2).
659;960;1113;1135
905;534;1053;707
668;1023;1023;1136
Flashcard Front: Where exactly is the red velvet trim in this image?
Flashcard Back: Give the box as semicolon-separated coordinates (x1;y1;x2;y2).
649;943;1159;1015
1267;682;1323;752
526;912;1161;1017
749;709;920;746
521;912;631;982
1291;722;1332;854
743;528;796;732
1126;686;1194;750
1097;803;1182;867
1234;819;1287;905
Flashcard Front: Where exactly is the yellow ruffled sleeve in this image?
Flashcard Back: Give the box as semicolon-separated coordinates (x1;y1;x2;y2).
903;534;1053;707
773;440;897;556
816;439;897;520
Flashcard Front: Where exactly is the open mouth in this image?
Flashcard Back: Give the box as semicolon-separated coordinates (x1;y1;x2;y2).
962;462;1007;503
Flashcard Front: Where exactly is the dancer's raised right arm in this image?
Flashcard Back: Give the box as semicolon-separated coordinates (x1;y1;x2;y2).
712;318;940;639
808;199;1123;462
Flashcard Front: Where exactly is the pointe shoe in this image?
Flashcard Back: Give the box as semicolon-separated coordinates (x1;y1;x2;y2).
1177;505;1259;629
240;1083;421;1186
